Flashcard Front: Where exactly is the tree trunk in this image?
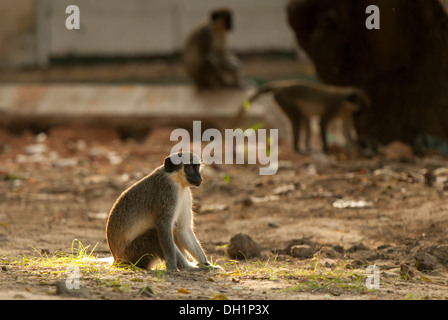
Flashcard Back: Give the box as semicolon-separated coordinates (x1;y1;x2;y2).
287;0;448;146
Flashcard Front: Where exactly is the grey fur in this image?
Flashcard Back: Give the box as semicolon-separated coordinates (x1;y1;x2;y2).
233;79;370;153
183;8;241;89
106;152;217;271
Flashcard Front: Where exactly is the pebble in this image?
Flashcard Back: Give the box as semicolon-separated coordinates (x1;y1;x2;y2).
291;245;314;259
414;252;439;271
227;233;262;260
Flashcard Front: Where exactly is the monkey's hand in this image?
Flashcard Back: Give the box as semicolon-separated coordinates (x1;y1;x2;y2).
221;51;240;71
197;261;222;271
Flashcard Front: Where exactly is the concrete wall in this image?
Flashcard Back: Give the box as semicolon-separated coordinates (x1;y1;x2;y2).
2;0;447;68
0;0;296;68
37;0;296;66
0;0;36;68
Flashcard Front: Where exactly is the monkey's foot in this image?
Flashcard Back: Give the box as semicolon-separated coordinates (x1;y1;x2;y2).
195;262;222;271
181;262;222;272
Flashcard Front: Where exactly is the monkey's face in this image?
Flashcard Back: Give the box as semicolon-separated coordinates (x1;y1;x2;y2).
184;164;202;187
165;152;202;188
211;9;232;31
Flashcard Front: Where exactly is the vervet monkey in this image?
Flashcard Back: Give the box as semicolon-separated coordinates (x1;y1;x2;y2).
183;8;241;89
233;80;370;153
106;152;219;271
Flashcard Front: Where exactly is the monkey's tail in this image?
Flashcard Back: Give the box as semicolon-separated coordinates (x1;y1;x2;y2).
230;84;275;129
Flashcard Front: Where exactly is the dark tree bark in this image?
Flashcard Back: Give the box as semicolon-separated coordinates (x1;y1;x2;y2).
287;0;448;146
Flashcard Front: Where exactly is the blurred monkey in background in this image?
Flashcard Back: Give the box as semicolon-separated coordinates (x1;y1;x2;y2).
232;80;370;154
106;152;220;271
183;8;241;89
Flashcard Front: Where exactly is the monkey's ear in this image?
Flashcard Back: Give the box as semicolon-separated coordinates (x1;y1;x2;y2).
164;156;181;173
211;9;232;30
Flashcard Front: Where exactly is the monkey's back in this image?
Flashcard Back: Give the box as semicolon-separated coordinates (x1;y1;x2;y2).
183;23;214;78
106;166;177;258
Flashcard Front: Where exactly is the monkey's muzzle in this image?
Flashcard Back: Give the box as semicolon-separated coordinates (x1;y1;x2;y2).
190;176;202;187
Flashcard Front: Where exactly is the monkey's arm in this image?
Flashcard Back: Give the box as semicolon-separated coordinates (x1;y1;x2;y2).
174;208;221;270
203;53;235;85
214;50;240;71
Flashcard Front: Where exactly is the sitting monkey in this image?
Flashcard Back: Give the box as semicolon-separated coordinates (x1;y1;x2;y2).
183;8;241;89
106;152;220;271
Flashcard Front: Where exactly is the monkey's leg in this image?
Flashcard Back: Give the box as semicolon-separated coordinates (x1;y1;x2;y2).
193;67;219;88
303;118;312;153
221;69;241;88
202;56;230;87
319;119;329;153
219;54;241;87
320;104;340;153
156;222;180;271
176;228;207;264
342;118;358;155
320;111;338;153
291;119;302;153
174;245;195;270
124;229;162;269
274;94;303;153
133;228;190;270
175;227;220;270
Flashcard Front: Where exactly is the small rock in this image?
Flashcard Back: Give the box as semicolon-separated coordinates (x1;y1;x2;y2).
373;168;400;182
383;140;413;160
291;245;314;259
347;243;371;253
53;157;78;168
227;233;262;260
376;244;391;250
400;263;415;279
199;204;229;214
332;245;345;254
250;195;280;203
332;198;373;209
424;170;436;187
415;252;439;271
24;143;48;155
317;246;340;259
382;270;400;278
272;184;295;195
428;244;448;267
284;238;317;255
241;197;253;207
346;259;364;269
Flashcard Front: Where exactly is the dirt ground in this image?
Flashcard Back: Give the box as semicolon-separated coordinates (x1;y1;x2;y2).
0;123;447;301
0;58;447;301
